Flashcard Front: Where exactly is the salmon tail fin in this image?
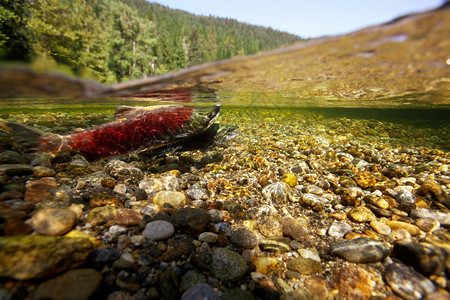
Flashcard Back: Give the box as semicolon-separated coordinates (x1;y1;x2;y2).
6;122;65;154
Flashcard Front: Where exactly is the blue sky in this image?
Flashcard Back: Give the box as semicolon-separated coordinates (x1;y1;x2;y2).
155;0;444;38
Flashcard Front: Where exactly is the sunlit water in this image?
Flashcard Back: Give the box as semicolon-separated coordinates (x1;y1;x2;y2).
1;87;448;153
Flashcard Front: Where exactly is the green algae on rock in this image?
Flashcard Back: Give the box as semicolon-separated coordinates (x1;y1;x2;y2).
0;235;93;280
210;247;248;282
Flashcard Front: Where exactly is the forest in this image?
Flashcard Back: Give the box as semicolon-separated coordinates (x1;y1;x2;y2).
0;0;304;83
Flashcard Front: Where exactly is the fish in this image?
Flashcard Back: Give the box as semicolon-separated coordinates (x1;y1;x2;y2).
142;123;239;158
7;104;223;159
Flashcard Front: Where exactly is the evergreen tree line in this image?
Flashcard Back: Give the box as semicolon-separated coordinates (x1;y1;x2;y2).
1;0;303;83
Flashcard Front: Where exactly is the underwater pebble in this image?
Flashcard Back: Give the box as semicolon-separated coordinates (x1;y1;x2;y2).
330;237;390;263
387;220;420;235
33;166;56;177
411;208;450;227
417;181;449;207
262;181;289;203
304;185;324;196
134;188;147;201
130;235;145;246
392;241;447;276
0;236;93;280
328;220;352;238
353;171;376;188
253;257;281;275
209;248;247;282
385;262;436;299
108;225;127;235
115;209;143;226
179;270;206;292
395;187;417;205
280;216;307;242
329;266;375;299
281;173;298;187
142;220;174;241
139;173;180;195
86;206;118;226
198;232;218;244
171;207;211;235
287;249;321;275
259;238;290;253
389;229;412;242
348;206;376;223
258;218;283;237
207;209;225;222
26;208;77;236
300;193;329;211
181;283;219;300
370;220;391;235
186;184;208;200
113;183;127;194
24;177;58;203
153;191;186;208
104;160;143;184
34;268;102;300
414;218;440;232
230;228;258;249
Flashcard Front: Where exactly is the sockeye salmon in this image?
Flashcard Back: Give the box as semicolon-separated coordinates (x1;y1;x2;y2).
7;104;222;159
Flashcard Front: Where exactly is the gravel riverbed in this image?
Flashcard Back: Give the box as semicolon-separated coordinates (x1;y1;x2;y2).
0;108;449;299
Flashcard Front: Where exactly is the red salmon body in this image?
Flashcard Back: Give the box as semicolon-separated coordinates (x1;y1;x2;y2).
39;104;221;158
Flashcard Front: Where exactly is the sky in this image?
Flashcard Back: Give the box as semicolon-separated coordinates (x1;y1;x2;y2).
155;0;445;38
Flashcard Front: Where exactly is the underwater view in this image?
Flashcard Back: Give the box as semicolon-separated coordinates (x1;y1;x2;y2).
0;4;449;300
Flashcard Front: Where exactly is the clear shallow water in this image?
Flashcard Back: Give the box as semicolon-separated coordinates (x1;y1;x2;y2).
0;89;448;152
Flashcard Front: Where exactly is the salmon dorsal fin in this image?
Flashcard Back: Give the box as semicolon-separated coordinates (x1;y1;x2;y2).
114;106;142;120
115;105;171;120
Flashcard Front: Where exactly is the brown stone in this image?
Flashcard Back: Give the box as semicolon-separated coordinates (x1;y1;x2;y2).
33;166;56;178
4;217;32;236
89;190;123;208
330;266;374;300
24;177;58;203
171;207;211;235
348;206;376;223
304;277;328;300
34;268;102;300
281;217;307;242
26;208;77;236
153;239;193;263
115;209;143;226
353;172;377;188
387;220;420;235
101;178;117;188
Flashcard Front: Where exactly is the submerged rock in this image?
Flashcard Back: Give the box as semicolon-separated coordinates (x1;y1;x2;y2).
210;247;247;282
330;237;390;263
385;262;436;300
262;181;289;203
392;241;447;276
26;208;77;236
34;268;102;300
142;220;175;241
287;249;322;275
104;160;143;184
280;216;308;242
24;177;58;203
0;236;93;280
171;207;211;235
230;228;258;249
153;190;186;208
181;283;220;300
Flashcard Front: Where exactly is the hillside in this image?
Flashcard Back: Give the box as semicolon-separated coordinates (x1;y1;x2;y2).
0;0;303;83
